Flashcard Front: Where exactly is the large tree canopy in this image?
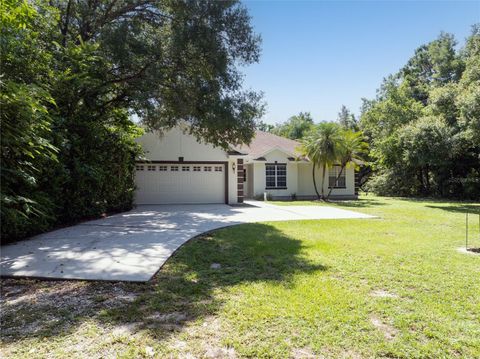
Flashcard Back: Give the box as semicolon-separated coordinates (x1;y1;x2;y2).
360;26;480;199
1;0;263;242
49;0;264;148
271;112;314;140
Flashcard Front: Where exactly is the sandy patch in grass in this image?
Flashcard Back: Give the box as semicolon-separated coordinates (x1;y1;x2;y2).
370;315;398;340
291;347;319;358
204;346;237;358
370;289;398;298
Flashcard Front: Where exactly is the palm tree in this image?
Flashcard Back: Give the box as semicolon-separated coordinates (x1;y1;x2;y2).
301;123;342;199
326;130;369;199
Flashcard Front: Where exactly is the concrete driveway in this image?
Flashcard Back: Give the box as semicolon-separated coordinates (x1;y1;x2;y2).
0;201;374;282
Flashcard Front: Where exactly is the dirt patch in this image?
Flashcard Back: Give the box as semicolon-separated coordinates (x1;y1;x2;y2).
111;322;141;336
204;346;237;358
371;289;398;298
146;312;188;323
291;347;320;358
370;315;398;341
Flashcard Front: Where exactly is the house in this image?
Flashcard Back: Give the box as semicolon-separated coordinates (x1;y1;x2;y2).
135;126;357;204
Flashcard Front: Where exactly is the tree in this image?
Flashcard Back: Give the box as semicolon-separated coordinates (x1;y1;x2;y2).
326;130;368;199
272;112;314;140
360;26;480;199
397;116;453;195
1;1;59;240
1;0;264;241
49;0;264;148
336;105;358;131
301;123;342;199
256;120;274;132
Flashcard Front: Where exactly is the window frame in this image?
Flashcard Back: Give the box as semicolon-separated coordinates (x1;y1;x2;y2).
328;165;346;189
265;163;287;190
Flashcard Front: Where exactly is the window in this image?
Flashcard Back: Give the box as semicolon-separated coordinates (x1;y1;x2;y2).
193;166;201;172
182;166;190;171
329;165;346;188
265;164;287;189
147;165;156;171
214;166;222;172
158;165;167;171
204;166;212;172
171;166;179;171
136;165;144;171
243;168;247;182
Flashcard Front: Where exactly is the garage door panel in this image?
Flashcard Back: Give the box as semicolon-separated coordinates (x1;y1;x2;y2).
135;163;225;204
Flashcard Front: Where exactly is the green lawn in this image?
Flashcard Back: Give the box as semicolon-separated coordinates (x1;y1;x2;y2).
1;196;480;358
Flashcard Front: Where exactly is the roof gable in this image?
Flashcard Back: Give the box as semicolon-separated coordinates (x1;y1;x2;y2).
234;131;303;158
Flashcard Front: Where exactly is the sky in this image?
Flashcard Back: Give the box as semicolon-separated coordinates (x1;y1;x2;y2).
241;0;480;125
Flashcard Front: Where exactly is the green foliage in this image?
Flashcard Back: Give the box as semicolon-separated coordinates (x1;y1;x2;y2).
1;1;59;239
336;105;358;131
301;122;343;198
326;130;368;198
361;26;480;199
271;112;314;140
255;120;274;132
2;0;261;242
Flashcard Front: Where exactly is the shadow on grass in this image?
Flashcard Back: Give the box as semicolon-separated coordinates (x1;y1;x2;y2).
1;223;326;349
426;204;480;215
327;197;387;208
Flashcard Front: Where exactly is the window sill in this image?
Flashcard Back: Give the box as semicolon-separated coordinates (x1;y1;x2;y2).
328;187;346;189
265;187;288;190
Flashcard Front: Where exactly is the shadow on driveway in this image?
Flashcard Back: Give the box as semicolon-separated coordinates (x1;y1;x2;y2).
1;223;326;351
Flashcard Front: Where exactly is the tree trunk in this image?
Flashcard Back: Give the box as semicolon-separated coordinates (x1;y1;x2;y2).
425;165;430;194
312;164;320;199
320;163;326;200
61;0;73;47
326;163;345;199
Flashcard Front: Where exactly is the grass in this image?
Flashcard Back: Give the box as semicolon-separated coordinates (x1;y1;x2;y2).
1;196;480;358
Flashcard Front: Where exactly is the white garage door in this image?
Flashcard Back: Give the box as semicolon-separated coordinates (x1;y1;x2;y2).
135;163;226;204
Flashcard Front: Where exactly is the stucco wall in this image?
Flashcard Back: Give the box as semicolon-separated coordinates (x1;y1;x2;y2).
250;149;298;199
250;160;355;200
297;163;355;197
135;127;355;203
136;128;238;204
137;127;228;161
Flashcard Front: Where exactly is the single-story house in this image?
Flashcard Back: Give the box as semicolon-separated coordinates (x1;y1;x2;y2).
135;126;358;204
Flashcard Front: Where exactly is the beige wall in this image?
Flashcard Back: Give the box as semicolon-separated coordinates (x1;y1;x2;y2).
136;127;356;203
249;149;299;199
249;158;355;199
137;127;228;161
297;163;355;197
136;128;239;204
